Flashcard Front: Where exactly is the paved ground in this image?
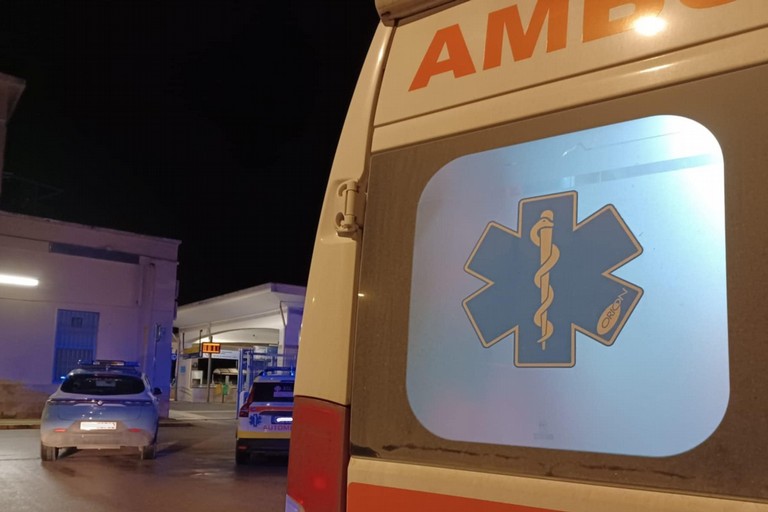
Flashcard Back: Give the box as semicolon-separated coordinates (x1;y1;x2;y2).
167;400;236;421
0;400;238;429
0;411;288;511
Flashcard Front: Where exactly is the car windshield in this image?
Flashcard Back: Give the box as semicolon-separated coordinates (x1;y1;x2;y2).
60;374;146;395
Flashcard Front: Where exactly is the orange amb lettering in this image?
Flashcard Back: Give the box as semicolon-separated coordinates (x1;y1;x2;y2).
409;0;736;91
408;25;476;91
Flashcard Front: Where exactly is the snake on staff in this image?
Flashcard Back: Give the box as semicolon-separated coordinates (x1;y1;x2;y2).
530;210;559;350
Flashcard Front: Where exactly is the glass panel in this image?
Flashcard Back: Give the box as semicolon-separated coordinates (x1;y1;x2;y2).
406;115;728;457
61;375;145;395
250;382;294;403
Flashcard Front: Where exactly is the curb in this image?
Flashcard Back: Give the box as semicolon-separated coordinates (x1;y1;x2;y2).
0;423;39;430
0;419;194;430
160;420;194;428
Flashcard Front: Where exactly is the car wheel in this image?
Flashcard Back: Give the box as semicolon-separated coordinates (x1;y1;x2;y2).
139;426;158;460
139;441;157;460
236;449;250;465
40;442;58;461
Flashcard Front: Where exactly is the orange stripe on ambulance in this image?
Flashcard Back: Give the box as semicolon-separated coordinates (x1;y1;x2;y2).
409;0;736;91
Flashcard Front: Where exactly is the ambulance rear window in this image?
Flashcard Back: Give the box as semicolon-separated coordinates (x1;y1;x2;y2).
250;382;294;403
405;114;728;457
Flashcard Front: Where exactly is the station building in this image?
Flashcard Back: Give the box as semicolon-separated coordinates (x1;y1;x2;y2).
0;210;180;418
172;283;305;405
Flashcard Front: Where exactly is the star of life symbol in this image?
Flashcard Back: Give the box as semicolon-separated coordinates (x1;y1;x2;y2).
462;191;643;367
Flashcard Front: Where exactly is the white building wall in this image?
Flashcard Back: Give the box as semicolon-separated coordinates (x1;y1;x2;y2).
0;211;179;417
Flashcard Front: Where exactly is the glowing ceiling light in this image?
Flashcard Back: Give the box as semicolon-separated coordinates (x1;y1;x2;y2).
0;273;39;287
634;16;667;36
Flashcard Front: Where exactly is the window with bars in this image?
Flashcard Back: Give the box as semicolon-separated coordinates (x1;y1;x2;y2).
52;309;99;383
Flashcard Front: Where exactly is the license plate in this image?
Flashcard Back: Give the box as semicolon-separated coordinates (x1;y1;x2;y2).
80;421;117;431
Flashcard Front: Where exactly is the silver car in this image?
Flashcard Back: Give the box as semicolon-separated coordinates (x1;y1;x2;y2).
40;360;161;461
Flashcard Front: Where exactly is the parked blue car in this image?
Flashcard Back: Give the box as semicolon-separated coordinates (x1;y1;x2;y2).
40;360;161;461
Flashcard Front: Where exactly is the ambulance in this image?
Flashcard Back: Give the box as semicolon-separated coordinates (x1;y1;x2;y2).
286;0;768;510
236;366;295;464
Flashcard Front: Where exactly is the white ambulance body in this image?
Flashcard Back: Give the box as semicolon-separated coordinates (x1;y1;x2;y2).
286;1;768;510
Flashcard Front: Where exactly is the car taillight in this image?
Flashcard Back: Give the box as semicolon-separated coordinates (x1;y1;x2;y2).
286;396;349;512
239;403;250;417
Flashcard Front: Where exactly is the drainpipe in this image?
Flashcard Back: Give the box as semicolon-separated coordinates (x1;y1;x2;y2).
0;73;25;196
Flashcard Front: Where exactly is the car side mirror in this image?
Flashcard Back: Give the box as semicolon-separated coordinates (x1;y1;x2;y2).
153;387;162;396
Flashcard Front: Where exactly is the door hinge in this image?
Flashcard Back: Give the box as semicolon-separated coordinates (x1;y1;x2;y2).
335;180;365;238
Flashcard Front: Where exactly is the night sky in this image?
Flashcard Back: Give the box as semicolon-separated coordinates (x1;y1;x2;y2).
0;1;380;305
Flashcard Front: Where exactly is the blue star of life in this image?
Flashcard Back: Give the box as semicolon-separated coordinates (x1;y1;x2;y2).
462;191;643;367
